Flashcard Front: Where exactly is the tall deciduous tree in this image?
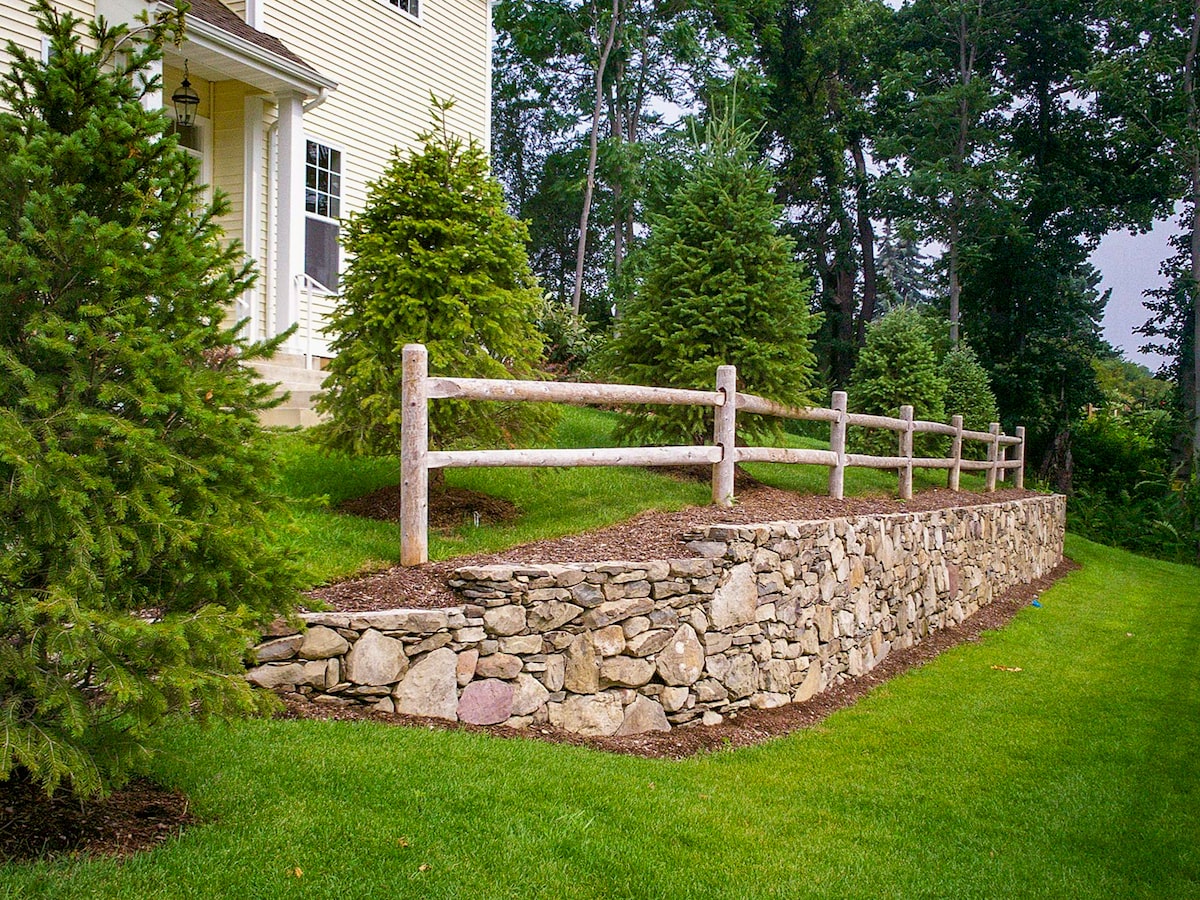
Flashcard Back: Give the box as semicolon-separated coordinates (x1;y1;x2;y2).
0;2;300;798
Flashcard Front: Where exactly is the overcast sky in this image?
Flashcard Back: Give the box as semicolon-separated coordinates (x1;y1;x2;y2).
1090;222;1173;372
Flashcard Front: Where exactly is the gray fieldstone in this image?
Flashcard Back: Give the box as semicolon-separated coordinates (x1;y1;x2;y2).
254;635;303;663
298;626;350;660
616;696;671;735
564;632;600;693
593;625;627;657
625;629;671;657
541;654;566;692
484;606;527;636
527;600;583;631
599;656;656;688
511;673;551;717
457;679;514;725
393;647;459;720
660;685;691;712
559;693;625;736
500;634;544;655
344;629;408;686
246;662;305;689
581;598;654;629
656;625;704;685
711;563;757;629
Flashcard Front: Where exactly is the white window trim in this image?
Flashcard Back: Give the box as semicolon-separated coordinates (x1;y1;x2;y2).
168;111;214;202
377;0;421;24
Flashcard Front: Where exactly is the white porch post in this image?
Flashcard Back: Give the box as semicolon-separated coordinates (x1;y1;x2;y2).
274;91;305;340
243;95;266;342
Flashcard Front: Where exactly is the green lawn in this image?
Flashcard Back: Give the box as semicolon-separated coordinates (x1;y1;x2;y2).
4;535;1196;899
273;407;988;587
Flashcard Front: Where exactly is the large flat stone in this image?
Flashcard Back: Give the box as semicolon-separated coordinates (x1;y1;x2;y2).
298;626;349;660
393;647;459;720
656;624;704;686
711;563;757;629
559;693;625;736
457;678;513;725
616;695;671;735
344;629;408;686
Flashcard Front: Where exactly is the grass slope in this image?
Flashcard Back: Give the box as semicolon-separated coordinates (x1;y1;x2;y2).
272;407;986;586
3;535;1197;899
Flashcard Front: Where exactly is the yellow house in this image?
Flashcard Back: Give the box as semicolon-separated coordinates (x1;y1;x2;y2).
1;0;491;421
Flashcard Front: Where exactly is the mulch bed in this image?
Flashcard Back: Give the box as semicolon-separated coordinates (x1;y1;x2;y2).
0;770;196;863
339;483;520;531
310;484;1043;612
287;558;1077;759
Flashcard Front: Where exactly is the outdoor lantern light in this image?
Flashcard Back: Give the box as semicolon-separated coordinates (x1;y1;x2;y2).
171;61;200;127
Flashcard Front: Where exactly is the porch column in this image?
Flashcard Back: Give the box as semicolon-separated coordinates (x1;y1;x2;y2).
243;95;266;341
274;91;305;338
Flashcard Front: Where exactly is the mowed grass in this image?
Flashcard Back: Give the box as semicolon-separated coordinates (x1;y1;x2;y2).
271;407;987;586
4;535;1196;899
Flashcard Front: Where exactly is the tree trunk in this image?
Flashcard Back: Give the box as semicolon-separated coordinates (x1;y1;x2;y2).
572;0;620;315
850;140;878;345
1187;0;1200;466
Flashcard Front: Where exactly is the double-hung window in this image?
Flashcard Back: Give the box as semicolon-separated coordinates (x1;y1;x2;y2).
305;140;342;292
386;0;419;16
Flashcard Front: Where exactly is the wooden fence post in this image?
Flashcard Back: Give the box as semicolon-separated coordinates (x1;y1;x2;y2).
948;414;963;491
401;344;429;566
986;421;1000;492
1014;425;1026;489
899;405;914;500
713;365;737;507
829;391;847;500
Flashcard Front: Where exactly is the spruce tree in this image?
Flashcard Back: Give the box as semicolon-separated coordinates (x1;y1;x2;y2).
603;114;819;445
849;307;947;456
315;102;556;454
0;3;300;798
941;343;999;458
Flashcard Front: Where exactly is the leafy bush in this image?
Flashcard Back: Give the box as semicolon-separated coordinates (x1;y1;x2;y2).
941;343;999;459
848;307;946;456
0;3;300;798
600;112;819;445
316;101;557;454
535;295;601;376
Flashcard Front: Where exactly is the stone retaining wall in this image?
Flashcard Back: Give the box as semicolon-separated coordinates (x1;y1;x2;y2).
250;495;1065;736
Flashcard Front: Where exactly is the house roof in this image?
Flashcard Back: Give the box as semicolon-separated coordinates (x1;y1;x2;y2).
184;0;319;78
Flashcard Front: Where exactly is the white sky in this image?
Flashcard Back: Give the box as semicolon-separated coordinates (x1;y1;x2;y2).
1090;223;1172;372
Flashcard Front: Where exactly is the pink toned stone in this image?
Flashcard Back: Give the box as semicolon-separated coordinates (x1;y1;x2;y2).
457;679;514;726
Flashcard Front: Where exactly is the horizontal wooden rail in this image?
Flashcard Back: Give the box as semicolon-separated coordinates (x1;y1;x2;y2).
735;393;840;423
427;377;723;408
735;447;840;466
428;446;721;469
846;412;907;430
398;343;1028;565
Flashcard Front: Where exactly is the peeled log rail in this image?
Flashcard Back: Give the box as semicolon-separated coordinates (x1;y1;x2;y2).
735;393;840;423
736;447;840;466
427;446;721;470
399;343;1028;566
427;377;723;408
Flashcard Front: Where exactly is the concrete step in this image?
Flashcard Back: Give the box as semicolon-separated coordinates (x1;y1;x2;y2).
251;364;328;391
259;406;327;428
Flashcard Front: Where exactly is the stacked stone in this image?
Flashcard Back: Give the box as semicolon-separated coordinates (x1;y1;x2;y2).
246;495;1065;738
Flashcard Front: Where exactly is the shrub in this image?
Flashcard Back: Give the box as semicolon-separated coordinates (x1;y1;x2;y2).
0;3;300;798
849;307;946;456
315;101;557;454
600;111;819;445
941;343;999;458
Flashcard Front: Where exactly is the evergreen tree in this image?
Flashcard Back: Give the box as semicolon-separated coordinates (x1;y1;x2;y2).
0;3;300;798
941;343;999;458
316;102;556;454
602;111;820;445
849;307;946;455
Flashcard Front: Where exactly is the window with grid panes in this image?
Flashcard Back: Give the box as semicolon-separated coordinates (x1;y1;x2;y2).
304;140;341;291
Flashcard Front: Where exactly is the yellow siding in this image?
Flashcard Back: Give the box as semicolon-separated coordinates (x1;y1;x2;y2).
0;0;98;76
264;0;490;218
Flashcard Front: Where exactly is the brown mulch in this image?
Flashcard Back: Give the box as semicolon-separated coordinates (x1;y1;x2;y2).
339;484;520;531
286;557;1077;759
309;485;1042;612
0;770;196;863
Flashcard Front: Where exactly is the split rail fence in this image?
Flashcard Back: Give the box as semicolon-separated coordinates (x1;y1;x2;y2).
400;343;1024;565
